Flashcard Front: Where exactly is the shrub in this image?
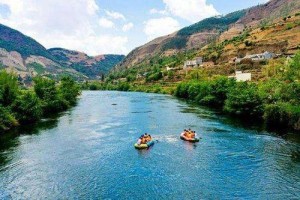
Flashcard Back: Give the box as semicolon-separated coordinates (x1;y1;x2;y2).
209;77;236;106
12;90;42;123
258;79;283;104
0;70;19;106
264;103;300;130
245;40;252;47
89;84;98;90
286;23;293;30
0;106;18;131
175;82;190;98
117;82;130;91
34;77;66;114
59;76;81;106
224;82;263;117
187;82;206;100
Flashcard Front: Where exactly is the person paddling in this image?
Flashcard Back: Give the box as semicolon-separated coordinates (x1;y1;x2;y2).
137;135;144;145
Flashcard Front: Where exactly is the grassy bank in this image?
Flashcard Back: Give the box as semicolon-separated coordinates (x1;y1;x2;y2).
0;71;81;131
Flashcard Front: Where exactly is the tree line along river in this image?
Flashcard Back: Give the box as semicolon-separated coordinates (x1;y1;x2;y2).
0;91;299;199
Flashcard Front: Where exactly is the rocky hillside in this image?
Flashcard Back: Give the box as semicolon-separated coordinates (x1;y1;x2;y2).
0;24;124;82
49;48;124;79
118;0;300;69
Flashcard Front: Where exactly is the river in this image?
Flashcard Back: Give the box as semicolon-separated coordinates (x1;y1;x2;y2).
0;91;299;199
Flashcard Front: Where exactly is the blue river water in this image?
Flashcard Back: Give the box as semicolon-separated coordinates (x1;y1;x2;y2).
0;91;299;199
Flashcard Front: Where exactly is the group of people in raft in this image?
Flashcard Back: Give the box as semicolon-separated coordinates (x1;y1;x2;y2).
180;128;198;140
136;133;152;145
136;129;197;145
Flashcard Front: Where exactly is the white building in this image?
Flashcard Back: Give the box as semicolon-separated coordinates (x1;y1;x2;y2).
229;71;251;82
183;57;203;69
235;51;276;63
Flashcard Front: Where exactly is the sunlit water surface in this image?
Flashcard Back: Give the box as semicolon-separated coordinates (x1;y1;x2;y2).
0;91;299;199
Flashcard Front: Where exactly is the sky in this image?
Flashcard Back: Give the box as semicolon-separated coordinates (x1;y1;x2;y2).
0;0;268;56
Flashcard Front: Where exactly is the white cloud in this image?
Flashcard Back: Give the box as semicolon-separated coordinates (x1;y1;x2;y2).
105;10;126;20
150;8;168;15
122;22;134;32
162;0;219;22
98;18;114;28
0;0;129;55
144;17;180;41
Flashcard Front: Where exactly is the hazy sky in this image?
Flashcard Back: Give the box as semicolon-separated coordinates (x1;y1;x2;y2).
0;0;268;55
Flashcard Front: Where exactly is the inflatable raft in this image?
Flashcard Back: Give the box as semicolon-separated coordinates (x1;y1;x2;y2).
180;136;200;143
134;140;155;149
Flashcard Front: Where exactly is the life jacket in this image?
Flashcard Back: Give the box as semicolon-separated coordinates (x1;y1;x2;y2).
191;132;195;138
141;137;147;144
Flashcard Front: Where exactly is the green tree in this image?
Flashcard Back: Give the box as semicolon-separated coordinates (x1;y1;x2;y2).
34;77;65;113
0;106;18;131
284;52;300;81
224;82;263;117
0;70;19;106
59;76;81;106
12;90;42;123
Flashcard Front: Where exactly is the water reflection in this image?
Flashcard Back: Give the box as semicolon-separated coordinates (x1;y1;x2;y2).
0;117;59;168
0;91;299;199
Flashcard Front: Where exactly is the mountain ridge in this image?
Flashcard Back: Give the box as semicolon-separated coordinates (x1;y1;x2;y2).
0;24;124;82
117;0;300;70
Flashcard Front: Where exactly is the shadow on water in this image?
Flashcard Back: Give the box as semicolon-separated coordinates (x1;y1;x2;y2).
0;115;60;167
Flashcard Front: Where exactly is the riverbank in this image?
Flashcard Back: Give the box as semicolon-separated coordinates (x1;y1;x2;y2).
83;52;300;133
0;71;81;132
1;91;299;199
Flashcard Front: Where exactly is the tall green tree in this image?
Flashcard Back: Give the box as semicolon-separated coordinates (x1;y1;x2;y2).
58;76;81;106
12;91;42;123
0;71;19;106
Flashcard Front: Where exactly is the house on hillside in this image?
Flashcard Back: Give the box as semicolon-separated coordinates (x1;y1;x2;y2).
235;51;276;63
228;71;251;82
183;57;203;69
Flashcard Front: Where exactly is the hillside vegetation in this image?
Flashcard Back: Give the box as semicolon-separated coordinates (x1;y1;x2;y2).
90;0;300;132
0;24;54;60
118;0;300;69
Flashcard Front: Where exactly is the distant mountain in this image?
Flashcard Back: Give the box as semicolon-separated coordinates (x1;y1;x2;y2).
0;24;124;82
0;24;54;60
48;48;124;79
118;0;300;69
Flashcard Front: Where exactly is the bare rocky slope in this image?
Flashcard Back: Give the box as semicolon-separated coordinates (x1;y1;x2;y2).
118;0;300;70
0;24;124;82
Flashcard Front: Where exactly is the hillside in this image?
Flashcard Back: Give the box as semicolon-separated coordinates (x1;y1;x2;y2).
0;24;124;82
49;48;124;79
118;0;300;70
118;10;245;69
0;24;54;60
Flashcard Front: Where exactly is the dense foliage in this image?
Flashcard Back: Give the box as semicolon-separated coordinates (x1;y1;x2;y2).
175;52;300;131
0;71;81;131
